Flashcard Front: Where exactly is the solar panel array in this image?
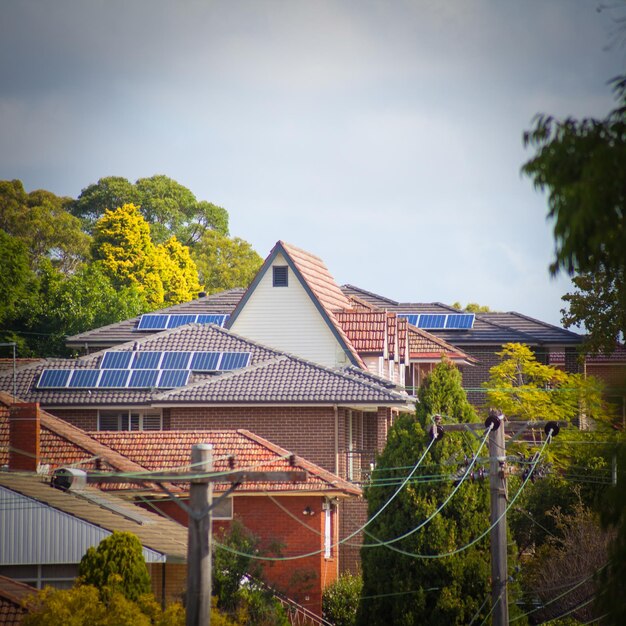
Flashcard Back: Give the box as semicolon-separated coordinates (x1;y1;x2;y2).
136;313;229;331
397;313;475;330
36;349;251;390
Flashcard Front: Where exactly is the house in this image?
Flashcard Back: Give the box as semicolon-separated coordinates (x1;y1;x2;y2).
0;383;366;614
341;284;585;405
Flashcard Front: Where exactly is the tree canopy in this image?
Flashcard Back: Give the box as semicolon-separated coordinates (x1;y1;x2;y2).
522;76;626;353
356;360;518;626
72;175;229;246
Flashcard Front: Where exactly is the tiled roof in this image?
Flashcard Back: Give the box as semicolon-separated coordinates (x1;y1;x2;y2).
0;576;34;625
0;324;407;409
0;473;188;562
88;430;361;496
0;392;360;496
154;354;412;406
341;285;582;347
66;288;245;348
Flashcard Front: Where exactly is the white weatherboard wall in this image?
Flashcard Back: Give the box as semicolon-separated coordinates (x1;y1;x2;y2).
230;253;348;369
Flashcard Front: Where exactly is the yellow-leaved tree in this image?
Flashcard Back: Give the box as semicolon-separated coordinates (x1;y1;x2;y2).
92;204;201;309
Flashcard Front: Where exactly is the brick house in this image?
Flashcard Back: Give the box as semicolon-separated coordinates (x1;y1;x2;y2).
0;396;361;615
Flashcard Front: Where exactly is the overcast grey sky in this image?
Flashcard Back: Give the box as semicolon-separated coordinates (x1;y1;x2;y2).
1;1;623;326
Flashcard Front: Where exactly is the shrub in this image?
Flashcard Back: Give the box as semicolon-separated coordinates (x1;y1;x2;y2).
322;573;362;626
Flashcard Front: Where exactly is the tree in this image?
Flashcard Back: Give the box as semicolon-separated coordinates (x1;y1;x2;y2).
0;230;35;325
451;302;492;313
483;343;606;424
322;572;362;626
91;204;201;309
193;230;263;294
0;179;90;273
356;360;513;626
78;531;151;602
72;175;229;246
522;76;626;353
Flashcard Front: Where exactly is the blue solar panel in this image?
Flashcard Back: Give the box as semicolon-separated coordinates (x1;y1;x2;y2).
219;352;251;371
190;351;221;371
161;351;192;370
98;369;130;388
398;314;419;326
157;369;190;388
128;369;160;388
196;314;228;327
166;314;198;329
445;314;475;329
417;314;446;329
37;369;72;388
68;369;101;388
100;351;133;369
131;351;163;369
137;314;169;330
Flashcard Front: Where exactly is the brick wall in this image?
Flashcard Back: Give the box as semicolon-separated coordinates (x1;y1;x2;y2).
8;402;40;471
152;494;335;616
50;409;98;431
148;562;187;604
339;497;367;575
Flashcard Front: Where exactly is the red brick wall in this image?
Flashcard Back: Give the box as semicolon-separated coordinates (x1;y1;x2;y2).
152;494;335;616
50;409;98;431
169;406;341;476
148;563;187;604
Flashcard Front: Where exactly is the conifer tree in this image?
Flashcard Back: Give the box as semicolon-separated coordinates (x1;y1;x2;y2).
357;360;519;626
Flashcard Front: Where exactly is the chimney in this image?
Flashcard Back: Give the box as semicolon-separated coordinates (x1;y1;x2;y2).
9;402;40;472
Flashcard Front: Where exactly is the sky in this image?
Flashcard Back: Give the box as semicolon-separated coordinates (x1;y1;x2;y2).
1;1;624;328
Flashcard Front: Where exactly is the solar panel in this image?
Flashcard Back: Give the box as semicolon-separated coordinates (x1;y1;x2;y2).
417;314;446;329
196;314;228;327
100;351;133;369
398;314;419;326
68;369;101;388
128;369;160;388
190;351;221;371
157;369;190;388
137;314;169;330
37;369;72;388
166;314;198;329
445;314;475;329
131;351;163;369
219;352;251;371
98;369;130;388
161;351;192;370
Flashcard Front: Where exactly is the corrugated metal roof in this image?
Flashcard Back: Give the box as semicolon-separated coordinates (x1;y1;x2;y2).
0;477;187;565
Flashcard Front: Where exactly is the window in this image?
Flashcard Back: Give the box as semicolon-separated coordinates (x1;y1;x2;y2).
98;410;162;431
273;265;288;287
0;564;79;589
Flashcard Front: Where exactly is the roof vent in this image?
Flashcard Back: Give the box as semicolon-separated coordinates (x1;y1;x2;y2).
51;468;87;492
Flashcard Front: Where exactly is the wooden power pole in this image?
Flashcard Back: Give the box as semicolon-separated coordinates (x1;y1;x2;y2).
83;444;306;626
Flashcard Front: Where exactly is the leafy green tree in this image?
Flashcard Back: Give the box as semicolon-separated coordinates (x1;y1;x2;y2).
451;302;491;313
483;343;606;424
193;230;263;294
157;236;202;305
0;230;35;325
78;531;151;602
322;572;362;626
522;76;626;353
357;360;518;626
0;179;90;273
72;175;229;246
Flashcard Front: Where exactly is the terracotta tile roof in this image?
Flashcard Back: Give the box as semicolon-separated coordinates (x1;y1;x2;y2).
0;575;34;625
0;392;360;496
88;430;361;496
154;354;412;406
0;473;188;562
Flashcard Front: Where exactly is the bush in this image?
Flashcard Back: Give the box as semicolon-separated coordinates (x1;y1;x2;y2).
322;573;362;626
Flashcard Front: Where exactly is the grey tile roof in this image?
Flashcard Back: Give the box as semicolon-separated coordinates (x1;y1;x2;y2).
66;288;245;348
155;354;413;405
0;324;411;408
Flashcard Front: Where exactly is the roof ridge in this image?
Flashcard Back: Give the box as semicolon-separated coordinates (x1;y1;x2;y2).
237;429;361;496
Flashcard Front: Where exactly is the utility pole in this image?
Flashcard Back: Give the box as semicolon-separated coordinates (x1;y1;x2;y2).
187;443;213;626
487;411;508;626
441;416;562;624
82;446;306;626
